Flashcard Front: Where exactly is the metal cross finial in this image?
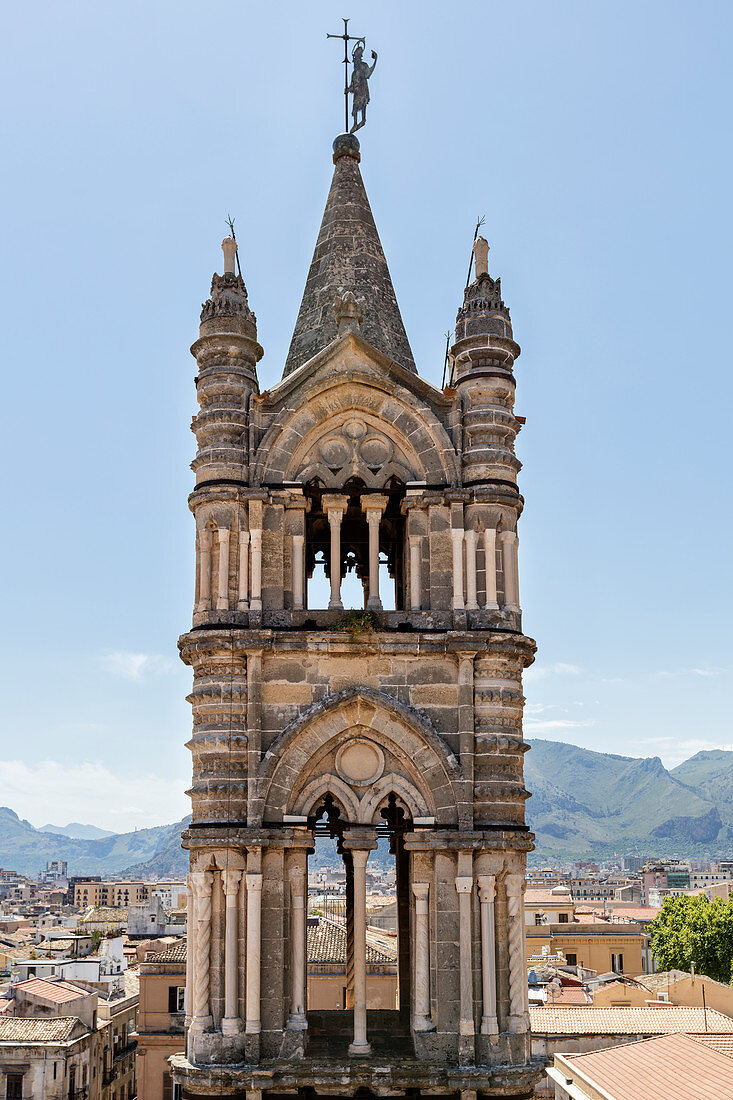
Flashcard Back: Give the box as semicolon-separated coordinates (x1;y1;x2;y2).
465;215;486;288
225;214;243;279
327;18;377;134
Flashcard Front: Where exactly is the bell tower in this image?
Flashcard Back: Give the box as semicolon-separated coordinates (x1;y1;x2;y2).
172;131;541;1099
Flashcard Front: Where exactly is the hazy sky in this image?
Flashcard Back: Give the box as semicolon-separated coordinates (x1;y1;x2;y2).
1;1;731;832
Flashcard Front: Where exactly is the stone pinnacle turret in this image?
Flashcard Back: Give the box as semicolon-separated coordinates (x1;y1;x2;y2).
283;134;416;376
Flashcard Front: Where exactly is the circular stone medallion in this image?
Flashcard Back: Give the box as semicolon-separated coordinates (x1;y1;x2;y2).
335;739;385;787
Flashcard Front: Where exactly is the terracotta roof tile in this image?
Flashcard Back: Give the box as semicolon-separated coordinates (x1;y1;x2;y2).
307;919;396;965
15;978;88;1003
146;942;186;963
556;1032;733;1098
531;1005;733;1035
0;1016;81;1042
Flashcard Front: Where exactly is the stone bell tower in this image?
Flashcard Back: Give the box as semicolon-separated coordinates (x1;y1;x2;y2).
172;131;541;1098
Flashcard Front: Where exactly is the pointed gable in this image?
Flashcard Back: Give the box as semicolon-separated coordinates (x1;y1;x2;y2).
283;133;416;377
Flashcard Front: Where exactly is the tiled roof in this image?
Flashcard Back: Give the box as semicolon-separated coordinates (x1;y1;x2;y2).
557;1032;733;1098
15;978;88;1003
81;907;127;922
546;986;592;1006
692;1033;733;1059
147;942;187;963
307;919;396;965
637;969;732;993
525;889;573;905
0;1016;81;1042
531;1005;733;1035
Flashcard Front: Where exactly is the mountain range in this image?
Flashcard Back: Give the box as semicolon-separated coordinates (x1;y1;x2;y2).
524;741;733;860
3;741;733;877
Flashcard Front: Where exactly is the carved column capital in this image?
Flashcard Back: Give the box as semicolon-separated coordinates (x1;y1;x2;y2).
477;874;496;903
222;868;242;898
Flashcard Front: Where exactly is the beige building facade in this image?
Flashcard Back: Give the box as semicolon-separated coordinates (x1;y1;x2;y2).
172;130;541;1098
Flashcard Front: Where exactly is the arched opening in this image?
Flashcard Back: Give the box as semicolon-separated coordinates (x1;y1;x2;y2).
304;791;412;1054
304;478;406;611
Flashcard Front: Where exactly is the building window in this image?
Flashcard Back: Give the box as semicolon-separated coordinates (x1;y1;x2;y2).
6;1075;23;1100
612;952;624;973
566;953;577;966
168;985;186;1013
162;1073;182;1100
558;913;569;923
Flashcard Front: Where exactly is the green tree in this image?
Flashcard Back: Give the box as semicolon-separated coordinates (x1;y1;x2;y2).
649;894;733;984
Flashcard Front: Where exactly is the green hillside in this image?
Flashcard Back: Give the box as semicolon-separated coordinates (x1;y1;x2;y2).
672;750;733;829
525;740;728;859
0;807;181;876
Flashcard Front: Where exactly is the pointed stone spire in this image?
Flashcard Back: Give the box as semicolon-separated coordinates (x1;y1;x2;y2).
283;134;416;377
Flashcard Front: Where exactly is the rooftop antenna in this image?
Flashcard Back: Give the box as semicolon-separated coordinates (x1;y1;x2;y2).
465;215;486;289
225;214;243;280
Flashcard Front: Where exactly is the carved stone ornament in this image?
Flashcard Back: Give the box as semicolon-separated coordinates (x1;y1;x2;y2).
335;738;385;786
293;416;413;489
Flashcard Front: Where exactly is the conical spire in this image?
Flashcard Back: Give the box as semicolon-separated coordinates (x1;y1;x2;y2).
283;134;416;377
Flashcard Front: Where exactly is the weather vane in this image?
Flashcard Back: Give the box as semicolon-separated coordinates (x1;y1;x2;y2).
327;18;378;134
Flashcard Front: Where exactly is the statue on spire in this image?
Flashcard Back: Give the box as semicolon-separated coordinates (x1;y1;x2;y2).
347;41;377;133
327;19;377;134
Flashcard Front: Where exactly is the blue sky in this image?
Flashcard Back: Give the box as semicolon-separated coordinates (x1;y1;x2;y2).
0;1;730;832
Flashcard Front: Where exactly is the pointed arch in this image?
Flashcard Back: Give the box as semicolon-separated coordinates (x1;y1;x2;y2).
253;687;461;827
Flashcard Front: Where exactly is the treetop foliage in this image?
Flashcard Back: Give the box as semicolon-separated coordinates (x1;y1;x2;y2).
649;894;733;985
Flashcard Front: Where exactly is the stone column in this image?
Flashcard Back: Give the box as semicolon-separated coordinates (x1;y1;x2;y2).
216;526;231;611
323;495;348;610
245;872;263;1034
365;495;389;611
455;875;475;1048
189;871;213;1032
409;536;422;610
500;530;520;612
411;883;431;1031
221;869;243;1035
477;875;498;1035
292;534;305;610
287;862;307;1030
196;527;213;613
505;874;529;1032
249;528;262;612
185;873;194;1027
341;832;376;1055
349;848;371;1054
237;526;250;611
451;528;465;610
483;528;499;610
464;528;478;610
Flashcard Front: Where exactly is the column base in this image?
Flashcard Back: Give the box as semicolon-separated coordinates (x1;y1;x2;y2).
250;599;262;611
236;600;249;611
465;601;479;610
452;598;465;610
412;1015;434;1033
216;598;229;611
328;598;344;610
366;597;383;611
508;1013;528;1034
348;1040;372;1056
480;1015;499;1035
483;600;499;610
286;1013;308;1031
188;1015;213;1034
221;1016;244;1036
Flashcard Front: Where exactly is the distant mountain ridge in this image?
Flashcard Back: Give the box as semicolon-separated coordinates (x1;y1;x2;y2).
40;822;115;840
0;807;190;877
3;741;733;875
525;740;733;859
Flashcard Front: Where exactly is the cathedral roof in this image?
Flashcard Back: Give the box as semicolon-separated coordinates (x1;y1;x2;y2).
283;133;416;378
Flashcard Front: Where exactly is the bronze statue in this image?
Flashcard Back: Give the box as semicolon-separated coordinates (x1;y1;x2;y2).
328;20;378;135
347;42;377;133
